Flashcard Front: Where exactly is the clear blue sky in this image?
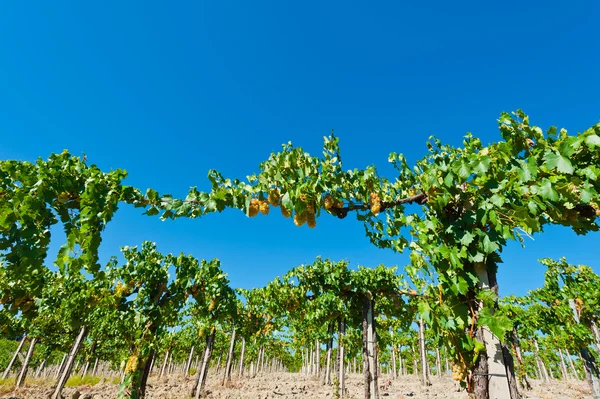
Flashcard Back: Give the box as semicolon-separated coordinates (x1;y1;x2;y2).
1;1;599;297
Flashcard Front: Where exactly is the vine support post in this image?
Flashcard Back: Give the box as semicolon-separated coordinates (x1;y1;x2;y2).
390;327;397;379
92;357;99;376
400;350;404;376
591;317;600;355
411;346;417;376
222;326;236;385
159;350;169;379
2;334;26;379
568;299;600;397
566;350;579;380
473;262;519;399
418;318;430;386
51;325;88;399
338;317;346;398
315;338;320;378
558;348;569;381
185;346;195;376
532;339;547;382
16;337;37;387
362;294;378;399
238;337;246;378
324;323;333;385
309;345;314;375
435;348;442;378
510;328;530;390
35;359;46;378
193;327;216;399
55;354;67;379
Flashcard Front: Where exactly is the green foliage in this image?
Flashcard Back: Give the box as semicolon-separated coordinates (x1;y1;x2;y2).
135;111;600;380
2;111;599;394
0;338;19;370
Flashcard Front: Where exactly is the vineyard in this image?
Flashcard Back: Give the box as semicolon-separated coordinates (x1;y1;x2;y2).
1;111;600;399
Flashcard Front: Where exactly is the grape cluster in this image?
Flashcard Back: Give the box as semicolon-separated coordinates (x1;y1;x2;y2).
125;354;139;374
294;212;307;227
370;193;381;216
323;194;344;210
268;188;281;206
249;190;349;228
208;299;217;312
452;362;467;382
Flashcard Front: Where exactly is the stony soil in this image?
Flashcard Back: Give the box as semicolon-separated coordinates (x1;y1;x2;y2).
1;372;594;399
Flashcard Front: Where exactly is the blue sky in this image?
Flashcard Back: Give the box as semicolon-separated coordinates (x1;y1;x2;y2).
1;1;599;297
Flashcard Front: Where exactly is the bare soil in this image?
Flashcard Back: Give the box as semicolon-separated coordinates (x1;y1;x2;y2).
1;372;594;399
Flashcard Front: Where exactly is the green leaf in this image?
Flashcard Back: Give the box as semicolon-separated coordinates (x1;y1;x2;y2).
490;194;504;207
457;162;471;180
456;276;469;295
478;308;512;342
460;231;474;246
470;252;484;263
472;157;491;175
444;172;454;188
580;187;594;203
538;180;559;201
543;151;574;174
418;301;431;324
482;235;499;254
281;192;292;210
585;134;600;146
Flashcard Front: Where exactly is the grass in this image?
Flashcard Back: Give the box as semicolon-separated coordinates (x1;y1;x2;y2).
65;374;103;387
0;377;15;394
0;377;15;386
0;374;121;391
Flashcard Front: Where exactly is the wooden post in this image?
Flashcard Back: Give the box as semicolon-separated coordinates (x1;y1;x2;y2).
238;337;246;378
533;339;550;382
315;339;320;378
92;358;99;376
569;299;600;396
324;323;333;385
51;326;88;399
159;350;169;379
16;337;37;387
390;327;397;379
185;346;195;376
55;354;67;379
363;295;378;399
473;263;519;399
418;318;430;386
2;335;27;380
558;348;570;381
222;326;236;384
338;318;346;398
436;348;442;378
192;328;216;399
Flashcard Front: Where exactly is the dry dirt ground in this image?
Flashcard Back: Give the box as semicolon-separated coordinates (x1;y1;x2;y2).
1;373;594;399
